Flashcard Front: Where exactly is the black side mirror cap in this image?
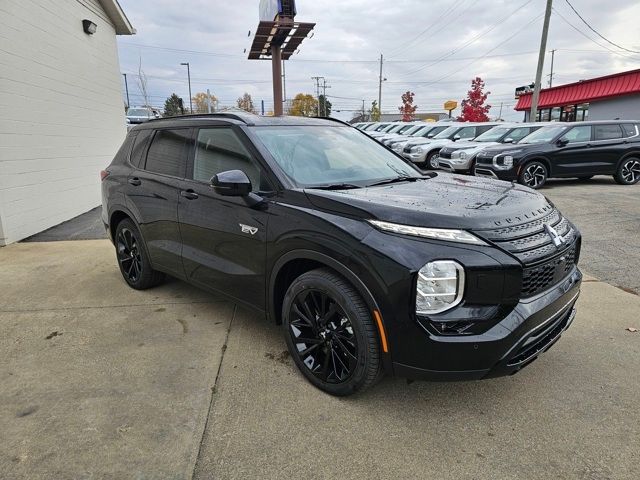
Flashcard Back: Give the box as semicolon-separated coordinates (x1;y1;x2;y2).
556;138;569;147
211;170;252;196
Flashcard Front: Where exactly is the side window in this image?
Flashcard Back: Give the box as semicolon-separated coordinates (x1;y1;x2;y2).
560;126;591;143
475;125;493;136
145;129;191;177
193;128;267;191
130;130;153;168
457;127;476;139
594;124;623;140
114;134;135;164
622;124;638;137
508;127;532;142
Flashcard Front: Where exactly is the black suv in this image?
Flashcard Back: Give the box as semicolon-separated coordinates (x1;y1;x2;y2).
102;113;582;396
475;121;640;188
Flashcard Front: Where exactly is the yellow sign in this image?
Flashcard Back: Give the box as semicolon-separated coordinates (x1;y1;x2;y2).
444;100;458;111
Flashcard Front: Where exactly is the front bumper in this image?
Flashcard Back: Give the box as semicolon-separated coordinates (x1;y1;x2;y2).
438;156;473;172
474;163;518;181
392;267;582;381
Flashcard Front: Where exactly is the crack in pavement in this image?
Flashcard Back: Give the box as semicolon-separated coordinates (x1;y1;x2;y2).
191;303;237;480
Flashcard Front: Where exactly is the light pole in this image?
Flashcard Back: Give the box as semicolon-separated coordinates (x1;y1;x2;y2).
180;62;193;113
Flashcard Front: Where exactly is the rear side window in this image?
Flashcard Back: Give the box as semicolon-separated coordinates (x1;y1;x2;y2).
145;129;191;177
594;124;623;140
508;127;532;142
456;126;477;139
621;124;637;137
475;125;493;136
130;130;153;168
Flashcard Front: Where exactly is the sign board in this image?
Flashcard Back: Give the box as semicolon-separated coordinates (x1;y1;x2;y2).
444;100;457;111
260;0;297;21
515;83;535;98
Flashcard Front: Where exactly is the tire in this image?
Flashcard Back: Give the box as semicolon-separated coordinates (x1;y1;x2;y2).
425;151;440;170
114;218;165;290
614;157;640;185
518;161;548;189
282;268;382;396
577;175;593;181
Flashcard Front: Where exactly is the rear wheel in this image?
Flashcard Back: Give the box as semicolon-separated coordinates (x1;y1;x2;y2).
614;158;640;185
519;161;548;189
115;218;164;290
282;268;382;396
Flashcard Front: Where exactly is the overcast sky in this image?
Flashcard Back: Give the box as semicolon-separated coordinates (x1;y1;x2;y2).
116;0;640;121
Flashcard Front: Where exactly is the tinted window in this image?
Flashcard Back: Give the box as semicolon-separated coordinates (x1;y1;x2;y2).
114;134;135;164
130;130;153;168
474;125;494;136
456;126;477;139
145;129;190;177
560;126;591;143
594;124;623;140
622;124;637;137
194;128;266;191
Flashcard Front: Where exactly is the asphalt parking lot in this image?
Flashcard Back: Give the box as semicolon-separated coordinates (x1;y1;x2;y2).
2;177;639;479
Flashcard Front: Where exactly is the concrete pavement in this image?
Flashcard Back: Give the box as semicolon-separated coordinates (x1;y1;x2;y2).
1;240;639;479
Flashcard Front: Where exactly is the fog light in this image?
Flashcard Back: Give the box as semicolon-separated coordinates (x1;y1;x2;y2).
416;260;465;315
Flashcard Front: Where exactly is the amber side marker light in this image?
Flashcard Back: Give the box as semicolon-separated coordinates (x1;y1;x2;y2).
373;310;389;353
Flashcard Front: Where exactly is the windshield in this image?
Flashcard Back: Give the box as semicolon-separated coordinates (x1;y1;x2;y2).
374;123;391;131
419;125;447;137
519;126;567;144
402;125;425;135
251;126;420;188
474;127;511;142
127;109;151;117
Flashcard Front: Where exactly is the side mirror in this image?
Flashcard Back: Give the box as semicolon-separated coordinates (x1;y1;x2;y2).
503;137;514;143
453;134;461;141
211;170;252;196
556;138;569;147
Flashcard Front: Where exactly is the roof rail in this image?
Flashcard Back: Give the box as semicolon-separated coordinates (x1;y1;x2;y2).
146;112;253;125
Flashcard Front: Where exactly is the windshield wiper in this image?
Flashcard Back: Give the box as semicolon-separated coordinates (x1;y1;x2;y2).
366;176;424;187
308;183;362;190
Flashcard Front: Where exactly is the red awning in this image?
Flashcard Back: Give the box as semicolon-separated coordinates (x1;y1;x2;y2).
515;68;640;111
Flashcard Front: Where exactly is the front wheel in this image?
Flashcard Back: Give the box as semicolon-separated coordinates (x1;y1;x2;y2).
519;161;548;189
425;151;440;170
614;158;640;185
282;269;382;396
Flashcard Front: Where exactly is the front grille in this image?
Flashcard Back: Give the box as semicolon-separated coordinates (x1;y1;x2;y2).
474;208;580;298
403;146;413;153
439;150;452;159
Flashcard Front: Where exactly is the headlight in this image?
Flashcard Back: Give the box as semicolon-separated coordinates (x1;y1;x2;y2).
503;155;514;167
459;151;467;160
416;260;465;314
415;147;423;153
368;220;487;245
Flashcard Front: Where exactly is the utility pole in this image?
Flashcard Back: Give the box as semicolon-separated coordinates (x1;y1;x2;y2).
311;76;323;117
180;62;193;113
271;45;283;116
122;73;130;109
362;99;366;120
548;49;556;87
530;0;553;122
498;102;504;120
282;60;286;104
321;78;330;117
378;53;384;115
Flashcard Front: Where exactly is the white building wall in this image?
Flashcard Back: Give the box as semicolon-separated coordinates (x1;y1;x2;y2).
0;0;127;245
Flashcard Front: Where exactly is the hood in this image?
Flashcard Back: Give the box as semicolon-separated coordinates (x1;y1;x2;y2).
304;173;552;230
479;142;539;156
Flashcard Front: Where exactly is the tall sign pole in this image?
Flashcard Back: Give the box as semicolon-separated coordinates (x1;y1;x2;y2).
378;53;383;115
272;45;283;116
530;0;553;122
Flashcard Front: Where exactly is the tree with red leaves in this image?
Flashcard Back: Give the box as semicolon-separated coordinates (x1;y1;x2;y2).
457;77;491;122
398;91;418;122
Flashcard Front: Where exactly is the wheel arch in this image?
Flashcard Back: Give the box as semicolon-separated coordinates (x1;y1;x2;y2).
615;151;640;170
108;205;138;243
518;156;552;177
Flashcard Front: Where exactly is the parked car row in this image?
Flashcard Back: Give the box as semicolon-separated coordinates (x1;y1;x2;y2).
354;120;640;188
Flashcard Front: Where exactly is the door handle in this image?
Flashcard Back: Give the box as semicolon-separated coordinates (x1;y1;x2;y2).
586;144;592;148
180;189;199;200
128;177;141;186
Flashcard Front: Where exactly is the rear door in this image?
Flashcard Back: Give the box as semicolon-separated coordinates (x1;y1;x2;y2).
590;124;626;174
552;125;592;176
177;126;273;309
125;128;192;277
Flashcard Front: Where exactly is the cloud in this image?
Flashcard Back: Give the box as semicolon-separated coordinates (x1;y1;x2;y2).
116;0;640;120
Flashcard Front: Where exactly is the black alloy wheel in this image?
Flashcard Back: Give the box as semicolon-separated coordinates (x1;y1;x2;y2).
282;269;382;396
519;161;548;189
615;158;640;185
115;218;164;289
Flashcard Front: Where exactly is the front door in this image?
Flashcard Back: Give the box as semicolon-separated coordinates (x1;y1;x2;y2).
177;126;273;310
125;128;192;277
552;125;593;176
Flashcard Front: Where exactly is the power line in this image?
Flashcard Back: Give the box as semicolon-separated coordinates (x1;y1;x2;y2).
564;0;640;54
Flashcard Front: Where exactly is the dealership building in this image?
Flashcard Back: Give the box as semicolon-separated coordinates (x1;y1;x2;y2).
0;1;134;245
515;68;640;122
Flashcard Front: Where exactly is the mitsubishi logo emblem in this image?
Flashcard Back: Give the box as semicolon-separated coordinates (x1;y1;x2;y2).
544;224;565;248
